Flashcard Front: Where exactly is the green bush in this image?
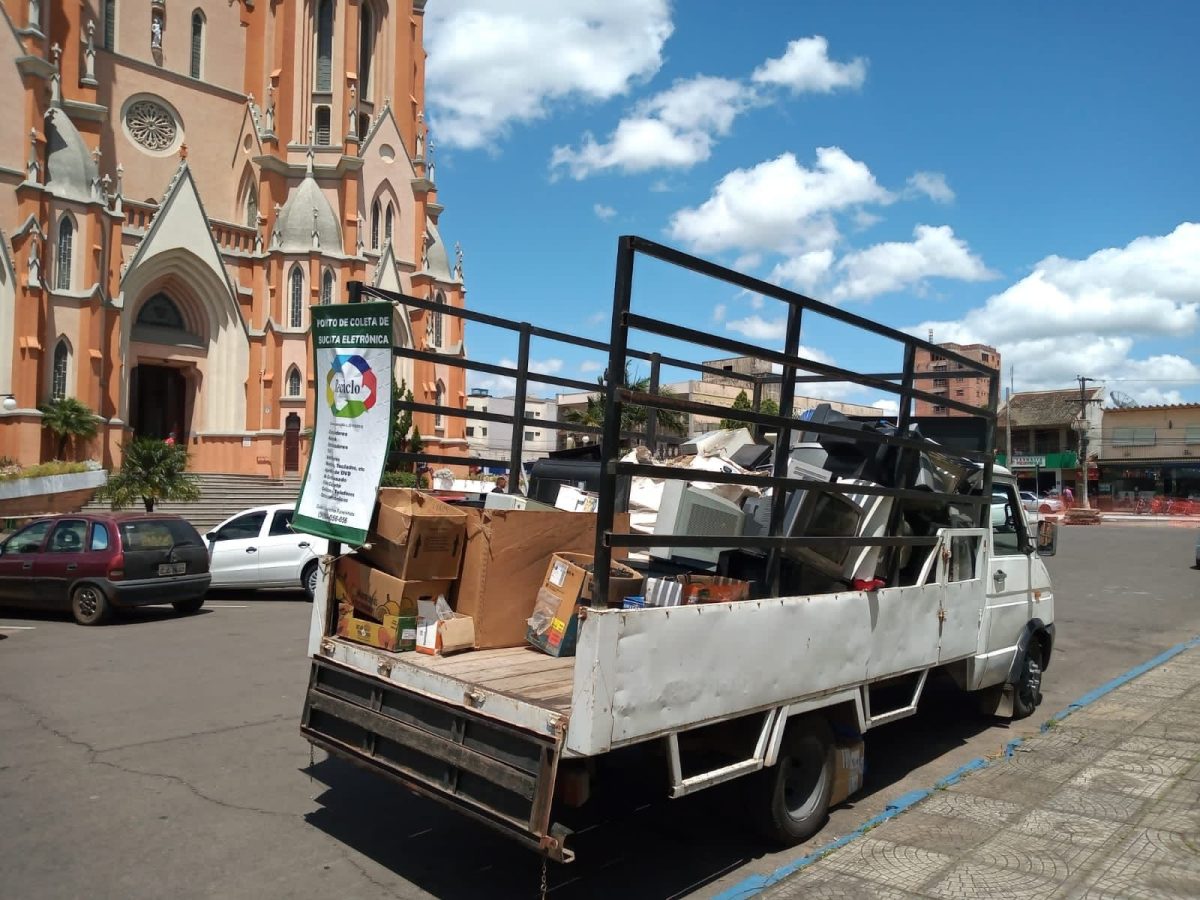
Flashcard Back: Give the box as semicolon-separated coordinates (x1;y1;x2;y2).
0;460;92;482
380;470;428;489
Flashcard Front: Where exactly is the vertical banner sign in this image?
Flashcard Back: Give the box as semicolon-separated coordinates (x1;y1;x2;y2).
293;302;393;545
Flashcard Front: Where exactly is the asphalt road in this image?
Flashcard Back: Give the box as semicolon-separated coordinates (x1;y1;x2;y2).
1;525;1198;900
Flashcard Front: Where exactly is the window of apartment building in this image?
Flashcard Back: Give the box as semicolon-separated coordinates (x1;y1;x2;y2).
525;431;536;441
981;352;990;363
189;11;204;79
480;427;487;437
1186;426;1200;444
955;389;964;397
933;377;948;388
1113;427;1156;446
933;404;946;413
465;426;474;437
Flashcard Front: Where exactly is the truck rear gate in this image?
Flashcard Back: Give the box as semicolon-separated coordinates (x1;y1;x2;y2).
301;658;573;861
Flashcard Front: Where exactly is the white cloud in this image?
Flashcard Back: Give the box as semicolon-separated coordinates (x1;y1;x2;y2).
770;249;835;293
585;311;606;326
668;148;893;256
551;76;752;178
593;203;617;220
871;398;901;414
905;171;955;204
751;36;867;94
712;303;727;323
726;314;786;341
468;357;565;396
579;359;605;374
853;210;883;231
425;2;673;149
910;223;1200;395
832;225;996;300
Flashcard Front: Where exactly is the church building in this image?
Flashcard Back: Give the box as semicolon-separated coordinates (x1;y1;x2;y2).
0;0;468;475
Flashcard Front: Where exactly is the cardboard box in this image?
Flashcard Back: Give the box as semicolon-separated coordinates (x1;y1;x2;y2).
554;484;599;513
678;574;751;605
336;604;417;652
454;509;628;650
416;600;475;656
359;489;467;581
830;737;865;806
526;552;592;657
551;551;644;608
332;556;452;621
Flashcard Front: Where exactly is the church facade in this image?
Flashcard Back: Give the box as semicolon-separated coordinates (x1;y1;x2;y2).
0;0;468;476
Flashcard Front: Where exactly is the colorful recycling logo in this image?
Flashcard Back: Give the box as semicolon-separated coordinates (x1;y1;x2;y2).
325;354;377;418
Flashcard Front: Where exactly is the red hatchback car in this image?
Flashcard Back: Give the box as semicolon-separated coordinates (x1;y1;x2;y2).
0;513;211;625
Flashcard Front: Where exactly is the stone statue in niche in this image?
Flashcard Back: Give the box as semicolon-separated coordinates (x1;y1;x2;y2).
151;17;163;50
26;236;41;287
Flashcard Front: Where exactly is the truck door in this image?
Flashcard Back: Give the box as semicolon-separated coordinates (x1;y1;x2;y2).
986;483;1033;649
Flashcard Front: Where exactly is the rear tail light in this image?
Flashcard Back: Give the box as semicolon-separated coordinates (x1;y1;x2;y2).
108;550;124;581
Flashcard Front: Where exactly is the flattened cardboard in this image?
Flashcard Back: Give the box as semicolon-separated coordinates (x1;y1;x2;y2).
336;604;417;652
830;738;865;806
526;553;591;657
360;488;467;580
454;509;628;650
332;556;452;620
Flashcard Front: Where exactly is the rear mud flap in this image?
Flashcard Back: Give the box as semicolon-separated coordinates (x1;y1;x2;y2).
301;659;573;861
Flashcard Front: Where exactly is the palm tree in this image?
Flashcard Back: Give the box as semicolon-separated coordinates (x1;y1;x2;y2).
564;363;687;437
96;438;201;512
39;397;98;459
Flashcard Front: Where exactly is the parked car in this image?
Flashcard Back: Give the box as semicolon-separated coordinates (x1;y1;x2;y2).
0;513;211;625
1020;491;1063;514
206;504;327;598
1195;532;1199;568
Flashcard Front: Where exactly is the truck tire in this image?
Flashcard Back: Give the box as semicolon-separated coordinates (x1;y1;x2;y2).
72;584;112;626
754;715;835;845
1012;645;1044;720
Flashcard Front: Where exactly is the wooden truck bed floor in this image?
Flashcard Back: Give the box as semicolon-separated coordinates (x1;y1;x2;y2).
398;645;576;712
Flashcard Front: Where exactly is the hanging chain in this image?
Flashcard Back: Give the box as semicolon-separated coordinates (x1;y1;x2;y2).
539;857;548;900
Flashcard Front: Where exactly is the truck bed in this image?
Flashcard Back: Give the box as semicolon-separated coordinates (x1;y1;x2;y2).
404;645;576;712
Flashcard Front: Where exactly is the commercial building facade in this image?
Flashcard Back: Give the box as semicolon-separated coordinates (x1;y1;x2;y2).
1096;404;1200;504
997;387;1103;494
0;0;467;476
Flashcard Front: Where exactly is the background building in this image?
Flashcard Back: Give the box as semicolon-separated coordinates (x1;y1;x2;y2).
0;0;467;476
1097;404;1200;504
463;389;557;467
997;387;1103;494
913;341;999;416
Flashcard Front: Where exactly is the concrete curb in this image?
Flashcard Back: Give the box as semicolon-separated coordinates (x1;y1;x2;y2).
712;633;1200;900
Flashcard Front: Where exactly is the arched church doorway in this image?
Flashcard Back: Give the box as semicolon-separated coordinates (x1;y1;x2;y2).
285;413;301;472
130;365;187;440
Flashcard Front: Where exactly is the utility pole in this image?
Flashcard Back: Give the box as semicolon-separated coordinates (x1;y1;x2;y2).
1075;375;1100;509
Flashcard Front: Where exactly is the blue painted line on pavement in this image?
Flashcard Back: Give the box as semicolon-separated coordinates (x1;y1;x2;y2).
712;634;1200;900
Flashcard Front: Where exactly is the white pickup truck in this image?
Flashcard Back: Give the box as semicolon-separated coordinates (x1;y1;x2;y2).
300;237;1058;862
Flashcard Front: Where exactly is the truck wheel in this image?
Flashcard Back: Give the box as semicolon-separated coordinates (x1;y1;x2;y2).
72;584;112;626
172;596;205;615
302;561;319;601
755;715;835;845
1012;645;1044;720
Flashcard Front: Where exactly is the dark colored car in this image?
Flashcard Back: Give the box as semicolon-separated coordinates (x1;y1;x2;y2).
0;513;211;625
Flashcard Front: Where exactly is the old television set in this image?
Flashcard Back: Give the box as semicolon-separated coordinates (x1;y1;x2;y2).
785;482;893;582
650;481;746;567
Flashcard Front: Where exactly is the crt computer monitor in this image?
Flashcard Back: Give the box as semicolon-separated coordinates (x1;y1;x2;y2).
650;481;746;567
783;481;893;582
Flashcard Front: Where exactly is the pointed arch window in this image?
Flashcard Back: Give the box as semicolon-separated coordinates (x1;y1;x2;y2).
56;217;74;291
245;186;258;228
321;269;334;305
52;340;70;400
315;0;334;92
432;292;445;348
286;367;302;397
289;266;304;329
102;0;116;49
384;204;394;244
315;106;331;145
370;200;381;250
358;113;371;140
434;380;445;429
190;10;204;79
358;2;375;97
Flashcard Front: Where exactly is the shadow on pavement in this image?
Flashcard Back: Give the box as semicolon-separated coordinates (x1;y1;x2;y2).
300;682;1002;899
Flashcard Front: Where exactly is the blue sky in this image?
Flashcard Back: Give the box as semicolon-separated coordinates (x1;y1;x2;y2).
422;2;1200;409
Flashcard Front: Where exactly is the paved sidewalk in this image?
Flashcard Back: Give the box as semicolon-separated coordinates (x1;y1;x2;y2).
763;645;1200;899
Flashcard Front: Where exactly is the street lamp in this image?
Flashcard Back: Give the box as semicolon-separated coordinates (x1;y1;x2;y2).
1;394;16;412
1071;414;1090;510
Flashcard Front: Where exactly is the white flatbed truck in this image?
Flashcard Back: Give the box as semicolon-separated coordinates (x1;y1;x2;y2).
301;237;1058;862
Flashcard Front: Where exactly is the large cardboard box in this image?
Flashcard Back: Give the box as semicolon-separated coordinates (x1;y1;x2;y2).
416;600;475;656
332;556;453;620
336;604;417;652
360;489;467;581
454;509;618;650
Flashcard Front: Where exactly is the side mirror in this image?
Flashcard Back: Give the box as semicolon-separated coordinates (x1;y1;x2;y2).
205;532;217;542
1035;520;1058;557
